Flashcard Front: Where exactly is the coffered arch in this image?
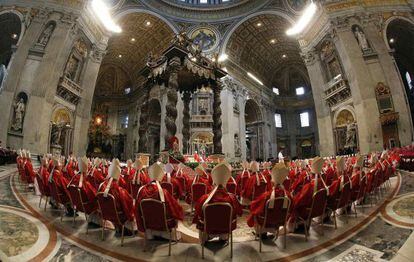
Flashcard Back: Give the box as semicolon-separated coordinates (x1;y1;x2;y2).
95;12;176;96
224;13;304;89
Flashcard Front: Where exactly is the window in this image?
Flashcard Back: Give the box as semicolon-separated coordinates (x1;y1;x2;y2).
274;113;282;128
200;0;208;3
300;112;310;127
124;87;131;94
296;87;305;95
272;87;280;95
406;72;413;90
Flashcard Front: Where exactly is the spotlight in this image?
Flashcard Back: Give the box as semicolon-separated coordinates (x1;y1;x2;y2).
256;22;263;27
282;54;287;58
131;38;136;42
389;38;395;44
95;116;102;125
11;33;18;39
145;21;151;26
270;39;276;44
218;53;228;62
118;54;122;58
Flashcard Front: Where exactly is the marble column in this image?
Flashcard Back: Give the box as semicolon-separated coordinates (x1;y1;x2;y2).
22;13;78;154
364;18;413;145
212;82;223;154
72;45;106;156
0;10;50;148
333;24;383;153
220;86;235;158
303;49;336;156
159;85;167;150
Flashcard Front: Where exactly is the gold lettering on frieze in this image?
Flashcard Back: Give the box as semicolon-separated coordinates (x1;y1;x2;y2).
325;0;408;12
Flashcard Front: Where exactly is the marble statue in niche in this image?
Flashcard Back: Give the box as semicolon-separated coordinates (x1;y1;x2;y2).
344;121;357;149
50;122;69;146
320;40;343;80
37;23;55;47
352;25;371;52
63;39;88;83
11;97;26;132
234;133;241;157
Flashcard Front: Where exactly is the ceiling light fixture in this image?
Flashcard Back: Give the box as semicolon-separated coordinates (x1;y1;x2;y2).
118;54;122;58
256;22;263;27
11;33;18;39
389;38;395;44
91;0;122;33
131;38;136;42
247;72;264;86
145;21;151;26
286;2;317;36
270;39;276;44
218;53;228;62
282;54;287;58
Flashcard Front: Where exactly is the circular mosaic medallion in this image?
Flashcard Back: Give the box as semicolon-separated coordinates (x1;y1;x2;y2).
0;206;54;260
382;193;414;228
189;26;219;53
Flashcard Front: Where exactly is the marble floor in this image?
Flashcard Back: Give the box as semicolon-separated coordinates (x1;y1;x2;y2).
0;165;413;262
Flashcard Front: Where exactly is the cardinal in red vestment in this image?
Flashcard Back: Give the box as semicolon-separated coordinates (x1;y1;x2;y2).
235;161;251;196
98;159;135;236
37;155;51;196
23;150;35;184
135;162;184;240
193;162;242;244
173;163;191;197
185;165;213;204
292;157;328;222
67;156;97;212
86;158;106;189
48;157;73;214
127;158;150;198
122;159;135;179
241;161;271;205
162;163;183;199
247;162;292;234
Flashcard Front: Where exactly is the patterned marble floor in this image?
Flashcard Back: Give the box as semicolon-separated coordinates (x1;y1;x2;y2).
0;166;413;262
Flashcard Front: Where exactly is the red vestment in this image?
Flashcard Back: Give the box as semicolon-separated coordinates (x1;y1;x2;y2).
38;166;51;195
241;172;272;202
68;174;98;207
162;174;183;199
292;176;326;219
135;183;184;232
235;170;251;196
24;160;35;184
49;169;71;204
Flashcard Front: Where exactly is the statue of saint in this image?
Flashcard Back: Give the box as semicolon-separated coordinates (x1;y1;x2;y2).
51;122;68;146
353;26;370;51
344;121;357;149
11;98;25;132
37;23;55;47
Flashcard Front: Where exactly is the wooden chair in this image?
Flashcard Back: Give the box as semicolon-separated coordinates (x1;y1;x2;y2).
96;192;128;246
201;202;234;259
257;197;291;251
139;199;177;256
297;188;328;241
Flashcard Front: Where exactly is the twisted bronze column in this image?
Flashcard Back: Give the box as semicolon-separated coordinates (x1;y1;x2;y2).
138;85;151;153
212;82;223;154
165;72;178;148
182;91;192;154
